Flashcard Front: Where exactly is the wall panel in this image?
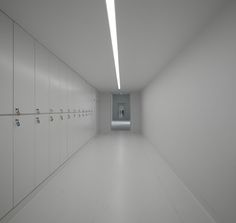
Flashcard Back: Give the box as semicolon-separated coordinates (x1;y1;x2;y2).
14;115;35;205
0;116;13;218
35;114;49;186
35;42;50;114
14;24;35;114
0;12;13;115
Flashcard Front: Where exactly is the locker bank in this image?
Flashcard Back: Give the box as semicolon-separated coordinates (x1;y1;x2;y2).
0;0;235;223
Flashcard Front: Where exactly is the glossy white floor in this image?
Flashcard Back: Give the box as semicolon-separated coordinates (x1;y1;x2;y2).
4;133;215;223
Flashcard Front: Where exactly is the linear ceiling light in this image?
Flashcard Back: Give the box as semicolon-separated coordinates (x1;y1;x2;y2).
105;0;121;90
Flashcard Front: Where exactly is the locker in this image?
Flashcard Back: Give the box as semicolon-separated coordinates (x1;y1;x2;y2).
14;115;35;205
80;82;87;110
77;112;84;149
57;61;67;112
64;66;71;112
77;113;84;151
56;60;63;112
67;113;74;157
75;76;82;110
72;72;79;111
76;112;85;149
70;113;78;154
84;110;91;143
35;42;50;114
68;72;74;112
0;12;13;115
73;113;79;152
35;115;49;186
49;54;60;113
57;114;67;163
66;71;72;112
14;24;35;114
0;117;13;219
49;114;60;173
80;111;86;145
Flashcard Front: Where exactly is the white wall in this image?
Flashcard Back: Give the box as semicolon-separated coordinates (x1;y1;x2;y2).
142;2;236;223
97;92;142;134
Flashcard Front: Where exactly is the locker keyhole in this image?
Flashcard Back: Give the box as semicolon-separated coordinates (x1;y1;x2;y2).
15;108;20;115
36;117;40;124
15;119;20;127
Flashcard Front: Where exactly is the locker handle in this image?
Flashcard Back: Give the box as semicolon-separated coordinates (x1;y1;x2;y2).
60;115;64;120
15;108;20;115
36;108;40;114
50;116;54;122
36;117;40;124
67;114;71;119
15;119;20;127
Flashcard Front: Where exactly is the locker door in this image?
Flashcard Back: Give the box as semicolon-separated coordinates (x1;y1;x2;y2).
0;117;13;218
67;113;73;157
35;115;49;186
80;110;86;146
68;73;73;112
76;113;82;152
0;12;13;115
74;113;79;152
35;42;50;114
54;57;61;113
70;112;78;154
84;110;90;142
75;76;81;110
58;61;67;112
65;66;70;112
14;115;35;205
91;95;96;136
14;24;35;114
77;112;83;149
71;73;78;112
88;109;93;138
58;114;67;163
49;54;60;113
49;114;60;173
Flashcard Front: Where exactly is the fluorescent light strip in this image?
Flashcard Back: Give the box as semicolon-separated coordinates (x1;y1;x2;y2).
106;0;121;90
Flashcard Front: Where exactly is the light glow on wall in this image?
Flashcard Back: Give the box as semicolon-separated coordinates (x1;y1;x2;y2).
105;0;121;90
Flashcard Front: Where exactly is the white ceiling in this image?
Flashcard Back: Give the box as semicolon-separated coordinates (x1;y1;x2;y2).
0;0;228;92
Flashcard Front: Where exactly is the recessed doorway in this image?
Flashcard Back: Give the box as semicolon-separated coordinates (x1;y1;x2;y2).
111;94;131;130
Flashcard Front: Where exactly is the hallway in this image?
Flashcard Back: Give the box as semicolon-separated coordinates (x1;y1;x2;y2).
5;133;213;223
0;0;236;222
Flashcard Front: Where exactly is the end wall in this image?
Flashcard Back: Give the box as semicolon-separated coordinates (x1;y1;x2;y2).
97;92;142;134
